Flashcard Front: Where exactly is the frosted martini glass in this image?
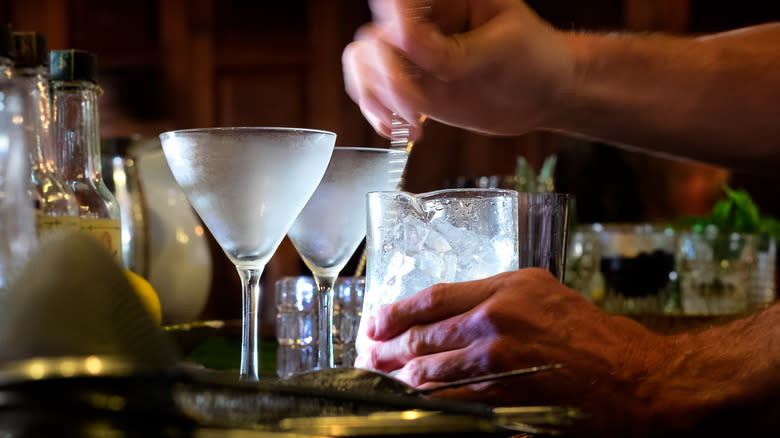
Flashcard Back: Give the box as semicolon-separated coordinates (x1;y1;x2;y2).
287;147;408;369
159;127;335;380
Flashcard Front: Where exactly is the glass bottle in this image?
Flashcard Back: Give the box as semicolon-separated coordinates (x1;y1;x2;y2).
50;50;121;263
12;32;79;235
0;25;36;287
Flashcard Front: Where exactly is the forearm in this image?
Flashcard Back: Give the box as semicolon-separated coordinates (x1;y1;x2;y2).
549;24;780;175
635;304;780;435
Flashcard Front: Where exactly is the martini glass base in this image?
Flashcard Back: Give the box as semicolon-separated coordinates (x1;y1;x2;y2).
313;273;337;369
237;266;264;381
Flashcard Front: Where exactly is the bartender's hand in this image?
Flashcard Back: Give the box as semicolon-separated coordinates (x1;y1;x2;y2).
355;268;673;435
342;0;574;139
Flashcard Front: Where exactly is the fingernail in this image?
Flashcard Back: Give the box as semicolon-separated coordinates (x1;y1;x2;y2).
354;353;367;368
394;369;412;385
366;315;377;339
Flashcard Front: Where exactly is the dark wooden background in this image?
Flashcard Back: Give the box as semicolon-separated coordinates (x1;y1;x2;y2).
3;0;778;325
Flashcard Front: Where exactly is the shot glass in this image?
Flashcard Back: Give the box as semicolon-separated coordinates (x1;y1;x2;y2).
333;276;365;367
275;276;316;377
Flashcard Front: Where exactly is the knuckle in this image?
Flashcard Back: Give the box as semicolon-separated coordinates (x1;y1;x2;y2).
484;339;511;370
471;301;507;331
404;328;420;357
382;297;401;317
424;283;448;310
430;36;466;80
367;344;380;369
374;307;394;335
404;359;427;386
524;267;556;282
441;320;460;342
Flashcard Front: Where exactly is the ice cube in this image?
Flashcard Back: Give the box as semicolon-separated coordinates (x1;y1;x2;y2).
384;251;415;288
422;224;451;253
387;216;422;254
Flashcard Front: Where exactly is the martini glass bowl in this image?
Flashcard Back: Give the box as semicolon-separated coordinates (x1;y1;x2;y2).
287;147;408;369
159;127;335;380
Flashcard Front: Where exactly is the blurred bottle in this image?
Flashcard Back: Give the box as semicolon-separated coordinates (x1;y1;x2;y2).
12;32;79;236
0;25;36;288
50;50;121;263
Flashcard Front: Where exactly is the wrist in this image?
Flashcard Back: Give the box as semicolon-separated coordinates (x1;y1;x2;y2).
631;331;715;434
634;316;779;436
607;318;721;435
539;30;596;132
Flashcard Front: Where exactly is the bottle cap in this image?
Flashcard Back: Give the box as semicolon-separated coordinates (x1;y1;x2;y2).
0;24;13;60
49;49;97;83
12;32;47;67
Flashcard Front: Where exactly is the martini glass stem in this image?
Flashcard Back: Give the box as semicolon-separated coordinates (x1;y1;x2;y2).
314;273;337;369
237;266;264;380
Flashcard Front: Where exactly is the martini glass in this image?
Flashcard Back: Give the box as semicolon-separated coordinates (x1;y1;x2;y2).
159;127;335;380
287;147;408;369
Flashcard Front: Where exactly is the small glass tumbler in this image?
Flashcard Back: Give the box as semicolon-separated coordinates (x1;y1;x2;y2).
275;276;316;377
333;276;365;367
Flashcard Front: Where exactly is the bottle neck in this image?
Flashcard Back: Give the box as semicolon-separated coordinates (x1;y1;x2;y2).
52;80;102;183
15;66;51;169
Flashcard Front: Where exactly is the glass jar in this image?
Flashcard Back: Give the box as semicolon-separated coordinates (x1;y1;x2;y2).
593;223;678;314
678;227;756;315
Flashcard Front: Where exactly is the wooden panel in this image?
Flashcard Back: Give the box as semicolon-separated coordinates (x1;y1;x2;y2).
307;0;345;135
189;0;216;127
216;71;306;127
69;0;160;66
158;0;218;129
158;0;193;128
99;67;174;137
215;0;308;43
9;0;69;49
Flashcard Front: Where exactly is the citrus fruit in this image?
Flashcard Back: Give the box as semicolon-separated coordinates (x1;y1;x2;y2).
124;269;162;324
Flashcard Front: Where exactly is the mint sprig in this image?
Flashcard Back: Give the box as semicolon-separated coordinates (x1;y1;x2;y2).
674;186;780;251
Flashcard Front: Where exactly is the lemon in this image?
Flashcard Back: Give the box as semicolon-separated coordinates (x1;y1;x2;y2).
124;270;162;324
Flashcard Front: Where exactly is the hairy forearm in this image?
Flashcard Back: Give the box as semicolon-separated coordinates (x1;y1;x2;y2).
549;23;780;176
635;304;780;435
